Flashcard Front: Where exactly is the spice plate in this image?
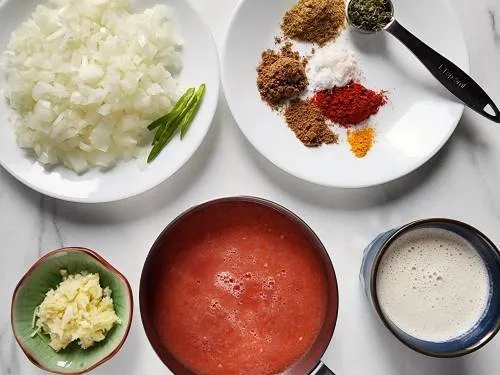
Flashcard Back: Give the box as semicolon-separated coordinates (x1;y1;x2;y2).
222;0;468;188
0;0;220;203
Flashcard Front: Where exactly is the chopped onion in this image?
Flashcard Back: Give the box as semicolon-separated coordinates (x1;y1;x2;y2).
2;0;183;173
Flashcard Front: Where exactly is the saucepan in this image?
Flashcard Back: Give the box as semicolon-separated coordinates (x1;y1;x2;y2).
139;197;339;374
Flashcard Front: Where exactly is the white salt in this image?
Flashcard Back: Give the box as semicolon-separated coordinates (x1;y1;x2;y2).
306;44;362;91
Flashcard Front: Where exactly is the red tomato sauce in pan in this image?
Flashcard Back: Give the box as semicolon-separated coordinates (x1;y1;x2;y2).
151;203;329;375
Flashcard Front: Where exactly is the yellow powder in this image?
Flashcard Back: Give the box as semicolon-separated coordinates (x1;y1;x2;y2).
347;127;375;158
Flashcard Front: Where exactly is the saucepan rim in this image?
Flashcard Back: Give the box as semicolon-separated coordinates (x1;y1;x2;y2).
139;196;339;374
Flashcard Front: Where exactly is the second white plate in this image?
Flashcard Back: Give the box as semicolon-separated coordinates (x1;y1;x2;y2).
222;0;468;188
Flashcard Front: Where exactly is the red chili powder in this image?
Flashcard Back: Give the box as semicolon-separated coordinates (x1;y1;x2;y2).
311;82;387;127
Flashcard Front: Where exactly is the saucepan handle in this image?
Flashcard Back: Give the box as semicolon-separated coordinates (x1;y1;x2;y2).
311;361;336;375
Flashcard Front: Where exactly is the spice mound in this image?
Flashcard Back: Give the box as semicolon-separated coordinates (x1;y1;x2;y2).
348;127;375;157
311;82;387;126
281;0;346;46
306;44;362;91
257;46;308;107
285;100;338;147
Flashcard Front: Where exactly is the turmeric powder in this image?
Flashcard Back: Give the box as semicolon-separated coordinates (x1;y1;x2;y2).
347;127;375;158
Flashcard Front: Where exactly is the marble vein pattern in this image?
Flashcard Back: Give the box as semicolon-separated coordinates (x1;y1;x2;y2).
38;198;64;256
0;322;20;375
488;9;500;43
1;0;500;374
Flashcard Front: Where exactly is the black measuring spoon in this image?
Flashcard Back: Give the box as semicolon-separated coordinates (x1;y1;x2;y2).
346;0;500;123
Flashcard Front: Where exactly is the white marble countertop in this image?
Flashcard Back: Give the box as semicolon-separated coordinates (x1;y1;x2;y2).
1;0;500;374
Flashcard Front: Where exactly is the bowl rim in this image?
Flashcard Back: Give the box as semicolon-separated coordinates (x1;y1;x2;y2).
11;247;134;375
139;196;339;374
368;218;500;358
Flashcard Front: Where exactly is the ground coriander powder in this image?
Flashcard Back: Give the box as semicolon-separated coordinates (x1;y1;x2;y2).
281;0;346;46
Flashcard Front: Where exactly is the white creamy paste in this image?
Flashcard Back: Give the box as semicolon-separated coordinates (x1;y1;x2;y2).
376;228;490;342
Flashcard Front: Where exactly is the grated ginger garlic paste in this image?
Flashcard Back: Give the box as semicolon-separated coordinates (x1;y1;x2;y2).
33;270;121;351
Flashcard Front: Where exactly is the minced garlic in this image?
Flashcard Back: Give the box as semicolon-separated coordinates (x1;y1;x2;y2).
33;270;121;351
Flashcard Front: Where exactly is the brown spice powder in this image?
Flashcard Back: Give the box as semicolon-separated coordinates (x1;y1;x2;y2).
281;42;302;60
281;0;346;46
257;44;308;107
285;100;338;147
347;127;375;157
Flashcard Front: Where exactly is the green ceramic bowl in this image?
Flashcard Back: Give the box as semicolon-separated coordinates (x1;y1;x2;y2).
11;247;133;374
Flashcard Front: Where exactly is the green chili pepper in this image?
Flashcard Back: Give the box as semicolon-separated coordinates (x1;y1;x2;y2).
147;84;207;163
180;84;206;139
151;88;195;145
148;88;195;131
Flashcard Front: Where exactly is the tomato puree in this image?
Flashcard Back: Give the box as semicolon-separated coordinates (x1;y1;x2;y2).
151;202;329;375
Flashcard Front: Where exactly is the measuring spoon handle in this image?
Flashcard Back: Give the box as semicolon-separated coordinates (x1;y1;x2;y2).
386;19;500;123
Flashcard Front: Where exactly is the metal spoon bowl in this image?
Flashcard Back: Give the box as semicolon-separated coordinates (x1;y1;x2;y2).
346;0;395;34
346;0;500;123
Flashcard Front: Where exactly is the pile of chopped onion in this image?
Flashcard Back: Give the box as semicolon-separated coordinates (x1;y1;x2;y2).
2;0;182;173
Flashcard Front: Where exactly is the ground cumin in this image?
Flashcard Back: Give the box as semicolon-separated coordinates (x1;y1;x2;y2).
257;44;308;107
281;0;346;46
285;100;338;147
347;127;375;157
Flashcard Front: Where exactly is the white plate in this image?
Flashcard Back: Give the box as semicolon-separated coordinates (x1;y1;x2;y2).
222;0;468;188
0;0;219;203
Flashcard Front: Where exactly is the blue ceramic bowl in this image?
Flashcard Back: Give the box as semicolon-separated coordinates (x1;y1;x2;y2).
361;218;500;357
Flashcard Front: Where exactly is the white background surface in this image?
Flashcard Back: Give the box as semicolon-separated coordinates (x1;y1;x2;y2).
1;0;500;374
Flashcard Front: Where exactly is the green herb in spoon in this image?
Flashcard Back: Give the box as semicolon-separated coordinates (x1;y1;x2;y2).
348;0;393;32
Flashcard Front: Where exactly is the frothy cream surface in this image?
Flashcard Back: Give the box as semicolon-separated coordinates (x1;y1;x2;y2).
376;228;490;342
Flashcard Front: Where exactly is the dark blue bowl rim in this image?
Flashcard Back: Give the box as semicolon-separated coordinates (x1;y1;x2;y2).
369;218;500;358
